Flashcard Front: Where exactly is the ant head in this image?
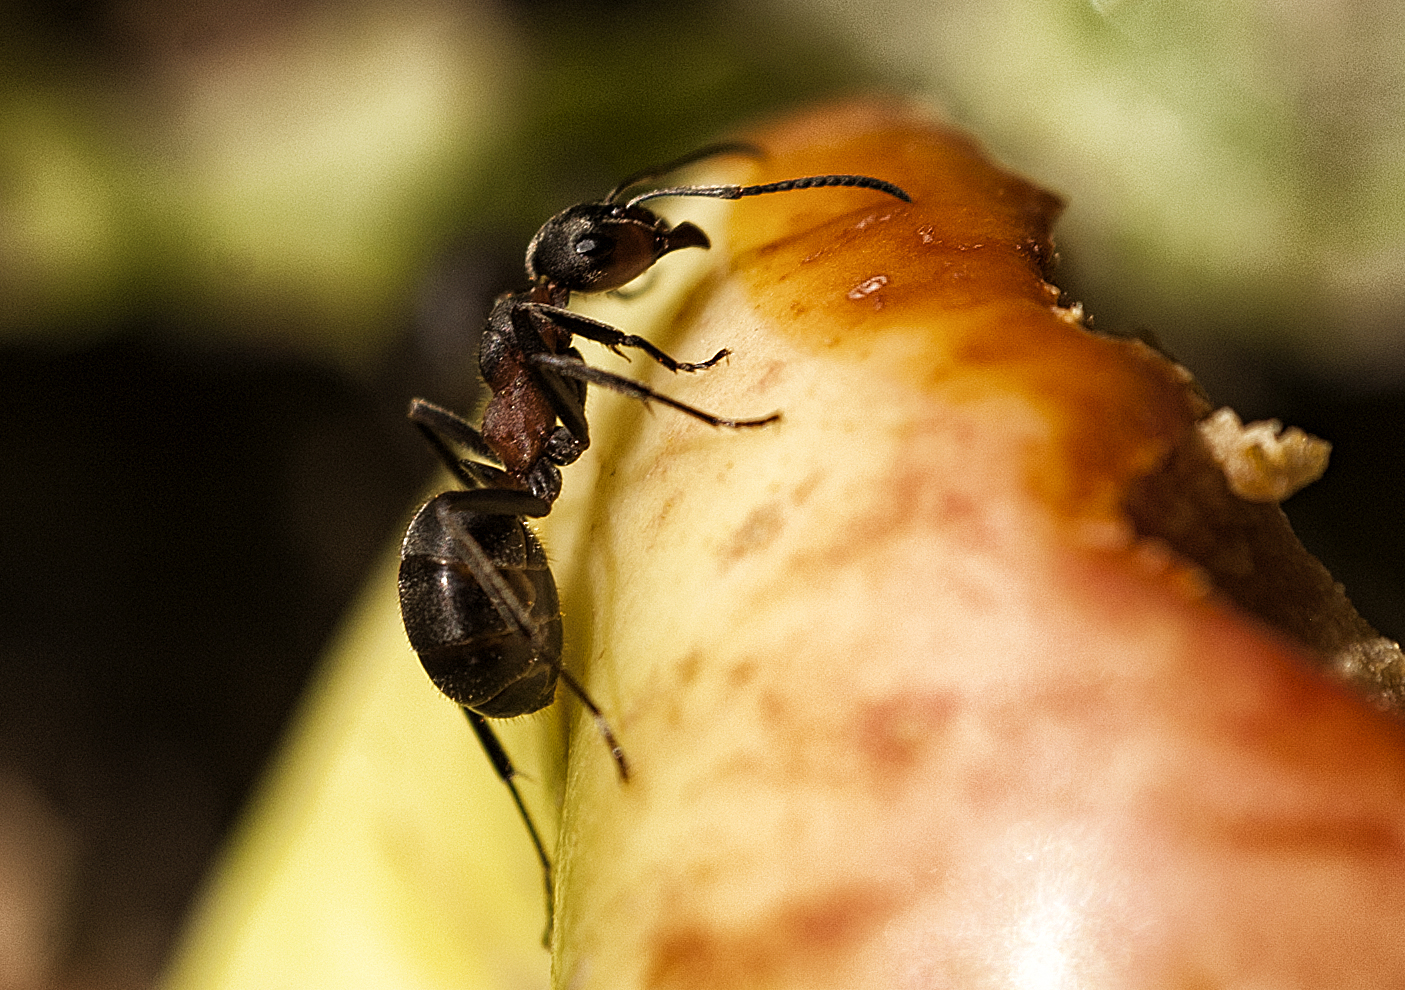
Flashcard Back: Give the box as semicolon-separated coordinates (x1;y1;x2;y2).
524;202;710;294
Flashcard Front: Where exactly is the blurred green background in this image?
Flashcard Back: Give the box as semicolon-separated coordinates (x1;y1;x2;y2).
1;0;1400;987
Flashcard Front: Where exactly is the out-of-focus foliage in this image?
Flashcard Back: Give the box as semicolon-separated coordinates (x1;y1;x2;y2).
158;555;558;990
0;2;517;363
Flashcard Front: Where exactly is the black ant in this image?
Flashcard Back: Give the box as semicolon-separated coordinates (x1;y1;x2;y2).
398;143;911;942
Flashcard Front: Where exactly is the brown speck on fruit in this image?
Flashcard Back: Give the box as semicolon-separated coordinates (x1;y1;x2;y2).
644;885;896;990
728;660;757;688
673;651;703;687
854;692;958;781
719;501;786;567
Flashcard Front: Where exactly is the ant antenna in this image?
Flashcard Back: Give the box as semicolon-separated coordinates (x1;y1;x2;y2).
605;141;763;203
626;173;912;209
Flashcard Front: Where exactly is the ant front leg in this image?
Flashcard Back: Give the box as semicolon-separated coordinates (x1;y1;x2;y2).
463;709;556;946
525;303;730;373
502;304;594;452
530;352;781;429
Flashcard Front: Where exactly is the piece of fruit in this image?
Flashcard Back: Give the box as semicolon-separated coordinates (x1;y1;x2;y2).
545;99;1405;989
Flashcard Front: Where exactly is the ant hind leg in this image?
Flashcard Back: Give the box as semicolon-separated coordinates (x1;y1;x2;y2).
464;709;555;946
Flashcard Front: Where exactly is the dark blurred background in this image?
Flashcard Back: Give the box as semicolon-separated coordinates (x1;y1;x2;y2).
1;0;1400;987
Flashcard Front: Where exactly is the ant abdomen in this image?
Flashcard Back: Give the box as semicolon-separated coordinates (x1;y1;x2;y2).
399;493;562;717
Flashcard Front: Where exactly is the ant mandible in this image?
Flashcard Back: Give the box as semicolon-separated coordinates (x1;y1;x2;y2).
399;142;912;942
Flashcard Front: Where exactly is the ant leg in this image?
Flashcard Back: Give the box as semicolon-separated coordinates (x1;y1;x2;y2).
440;504;630;784
409;398;498;460
464;709;555;946
529;353;781;429
525;304;730;373
430;494;631;783
504;307;593;450
434;486;551;520
409;399;513;491
556;666;630;781
433;492;552;651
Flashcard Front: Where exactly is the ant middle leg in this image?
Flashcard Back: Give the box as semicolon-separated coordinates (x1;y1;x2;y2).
408;398;514;491
413;396;576;503
530;352;781;429
409;398;499;462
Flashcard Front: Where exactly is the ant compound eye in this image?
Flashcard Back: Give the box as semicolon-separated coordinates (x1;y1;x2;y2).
527;205;668;292
573;232;615;260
